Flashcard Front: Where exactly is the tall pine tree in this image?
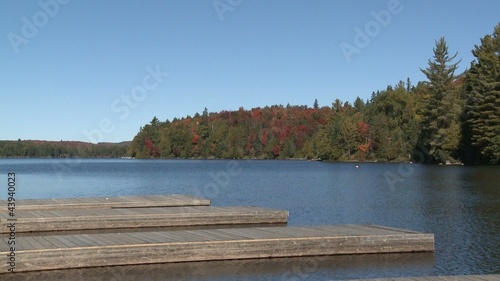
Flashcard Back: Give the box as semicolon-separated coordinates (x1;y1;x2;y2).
464;24;500;164
420;37;462;163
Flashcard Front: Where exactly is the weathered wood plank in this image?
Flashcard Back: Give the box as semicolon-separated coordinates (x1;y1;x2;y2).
40;236;68;249
13;237;36;251
0;225;434;273
0;206;288;233
76;234;108;247
0;194;210;211
25;236;52;250
53;236;82;248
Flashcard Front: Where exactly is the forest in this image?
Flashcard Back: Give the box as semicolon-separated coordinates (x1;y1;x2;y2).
129;24;499;164
1;25;497;164
0;140;128;158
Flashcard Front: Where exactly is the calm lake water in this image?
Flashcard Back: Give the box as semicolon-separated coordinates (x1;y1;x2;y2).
1;159;499;280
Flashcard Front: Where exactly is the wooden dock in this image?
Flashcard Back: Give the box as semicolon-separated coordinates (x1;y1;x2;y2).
0;206;288;233
349;275;500;281
0;224;434;273
0;194;210;210
0;194;436;274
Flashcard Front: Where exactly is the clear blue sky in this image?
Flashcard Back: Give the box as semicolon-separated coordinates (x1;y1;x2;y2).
1;0;499;143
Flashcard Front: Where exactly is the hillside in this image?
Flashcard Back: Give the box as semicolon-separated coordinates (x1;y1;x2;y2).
130;24;500;164
128;105;329;159
128;85;425;162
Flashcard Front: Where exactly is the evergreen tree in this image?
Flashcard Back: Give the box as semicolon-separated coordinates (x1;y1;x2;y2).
313;99;319;110
419;37;462;163
464;24;500;164
353;97;365;113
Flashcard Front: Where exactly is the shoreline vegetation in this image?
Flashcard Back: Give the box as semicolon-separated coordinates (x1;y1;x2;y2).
0;155;466;165
2;25;498;165
0;156;473;168
127;25;499;165
0;140;129;159
0;140;471;165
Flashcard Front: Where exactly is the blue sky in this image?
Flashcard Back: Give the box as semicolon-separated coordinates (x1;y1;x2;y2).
1;0;499;143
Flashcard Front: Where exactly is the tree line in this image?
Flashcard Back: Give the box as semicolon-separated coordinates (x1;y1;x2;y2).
0;140;129;158
4;25;496;163
130;24;499;164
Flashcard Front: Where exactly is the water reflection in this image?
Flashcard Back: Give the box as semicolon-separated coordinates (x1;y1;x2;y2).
0;159;498;277
7;253;435;281
415;166;500;275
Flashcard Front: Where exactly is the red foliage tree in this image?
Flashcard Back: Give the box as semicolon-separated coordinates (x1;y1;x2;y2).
358;143;370;154
192;134;200;145
356;121;371;159
251;108;262;120
272;145;281;157
144;139;160;157
357;121;370;138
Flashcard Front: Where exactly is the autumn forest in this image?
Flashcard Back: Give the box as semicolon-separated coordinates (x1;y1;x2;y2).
128;24;500;164
2;24;499;164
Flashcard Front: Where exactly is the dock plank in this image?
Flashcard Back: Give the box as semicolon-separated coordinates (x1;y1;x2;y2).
0;224;434;273
52;236;82;248
38;236;62;250
76;234;109;247
41;236;68;249
0;194;210;211
0;206;288;233
14;237;37;251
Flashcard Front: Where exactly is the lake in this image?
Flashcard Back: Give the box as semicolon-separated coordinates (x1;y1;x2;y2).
1;159;499;280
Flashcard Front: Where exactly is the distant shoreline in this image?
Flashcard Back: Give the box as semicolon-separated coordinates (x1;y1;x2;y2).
0;156;473;165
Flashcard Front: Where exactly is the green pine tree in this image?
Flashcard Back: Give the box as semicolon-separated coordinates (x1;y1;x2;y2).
313;99;319;110
420;37;462;163
464;24;500;164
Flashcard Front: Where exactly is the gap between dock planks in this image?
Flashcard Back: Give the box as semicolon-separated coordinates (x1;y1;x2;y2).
0;206;289;233
0;224;434;273
0;194;210;211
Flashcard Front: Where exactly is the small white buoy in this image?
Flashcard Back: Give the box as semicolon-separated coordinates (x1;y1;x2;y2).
355;165;359;168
